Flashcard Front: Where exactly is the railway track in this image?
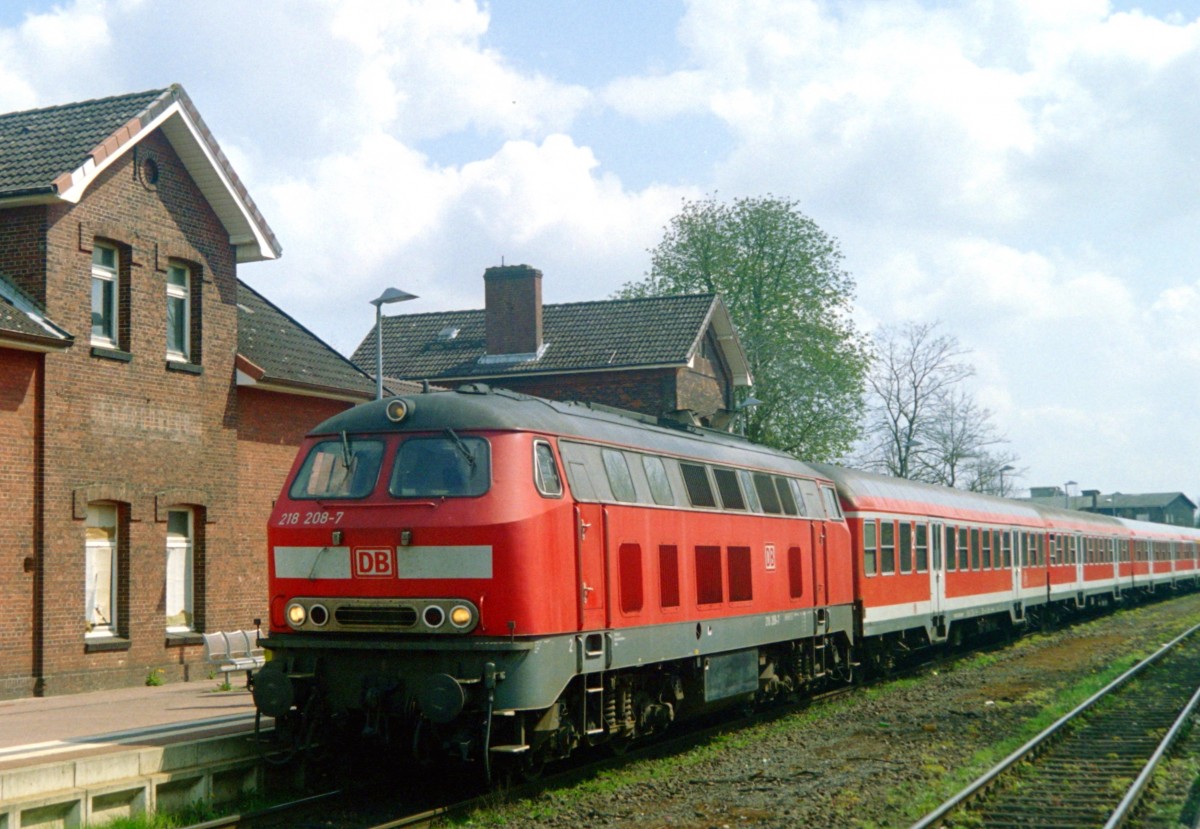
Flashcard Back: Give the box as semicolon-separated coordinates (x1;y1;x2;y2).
912;621;1200;829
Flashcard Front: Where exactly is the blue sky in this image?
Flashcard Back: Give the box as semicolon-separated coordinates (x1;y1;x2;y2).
2;0;1199;497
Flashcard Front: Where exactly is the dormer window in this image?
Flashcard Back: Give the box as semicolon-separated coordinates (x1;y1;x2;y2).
91;244;119;346
437;326;460;341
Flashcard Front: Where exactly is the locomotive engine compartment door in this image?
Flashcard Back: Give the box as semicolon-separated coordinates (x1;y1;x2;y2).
575;503;608;630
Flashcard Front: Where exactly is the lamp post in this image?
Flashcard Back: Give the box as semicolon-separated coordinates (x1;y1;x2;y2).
1063;480;1077;509
998;464;1015;496
370;287;418;400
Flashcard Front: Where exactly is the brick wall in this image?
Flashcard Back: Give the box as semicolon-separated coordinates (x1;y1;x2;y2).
29;132;243;694
0;349;40;697
235;388;354;628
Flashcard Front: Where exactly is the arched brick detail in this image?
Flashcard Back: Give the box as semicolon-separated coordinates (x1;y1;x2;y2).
72;482;145;520
154;488;215;523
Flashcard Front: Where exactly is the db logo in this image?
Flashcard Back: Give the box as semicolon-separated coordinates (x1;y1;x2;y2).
353;547;394;578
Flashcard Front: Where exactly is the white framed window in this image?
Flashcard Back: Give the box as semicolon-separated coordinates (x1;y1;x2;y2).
166;263;190;361
85;504;119;637
165;508;194;632
91;244;119;346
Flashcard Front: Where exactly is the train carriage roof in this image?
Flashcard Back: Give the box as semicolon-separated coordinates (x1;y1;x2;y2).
310;385;830;481
811;462;1127;532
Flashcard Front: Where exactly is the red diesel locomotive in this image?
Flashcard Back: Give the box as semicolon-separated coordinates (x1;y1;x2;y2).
251;385;1199;777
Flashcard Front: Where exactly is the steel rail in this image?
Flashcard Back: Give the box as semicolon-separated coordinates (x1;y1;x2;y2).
910;620;1200;829
1103;679;1200;829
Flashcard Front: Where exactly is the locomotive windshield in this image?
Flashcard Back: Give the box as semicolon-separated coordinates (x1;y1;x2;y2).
389;433;490;498
289;437;384;499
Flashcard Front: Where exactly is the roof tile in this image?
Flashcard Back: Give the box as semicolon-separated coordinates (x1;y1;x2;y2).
351;294;718;381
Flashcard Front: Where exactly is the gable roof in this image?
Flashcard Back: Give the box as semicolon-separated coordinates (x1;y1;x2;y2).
1035;492;1198;512
0;272;73;352
236;281;375;402
351;293;752;386
0;85;280;263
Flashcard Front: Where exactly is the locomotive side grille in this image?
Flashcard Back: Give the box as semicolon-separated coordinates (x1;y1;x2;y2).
334;605;419;627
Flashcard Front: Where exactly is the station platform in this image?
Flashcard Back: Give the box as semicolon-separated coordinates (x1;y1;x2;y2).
0;681;266;823
0;680;259;770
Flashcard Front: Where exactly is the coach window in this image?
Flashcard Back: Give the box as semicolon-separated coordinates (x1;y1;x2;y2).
1002;531;1012;568
776;478;799;515
958;528;970;571
618;543;644;614
981;530;992;569
728;546;753;602
695;545;724;604
165;508;194;632
533;441;563;497
863;521;878;576
681;463;717;508
899;522;913;573
753;474;783;514
970;529;981;570
915;524;929;572
880;521;896;575
642;456;675;505
945;526;957;572
601;449;637;503
659;545;681;609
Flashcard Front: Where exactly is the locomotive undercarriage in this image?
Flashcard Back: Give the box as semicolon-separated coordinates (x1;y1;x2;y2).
253;628;859;783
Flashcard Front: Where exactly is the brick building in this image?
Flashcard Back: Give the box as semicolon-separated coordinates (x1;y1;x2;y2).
0;86;373;697
352;264;752;427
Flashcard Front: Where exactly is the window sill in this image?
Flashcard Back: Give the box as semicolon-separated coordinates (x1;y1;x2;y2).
166;360;203;375
84;636;131;653
91;346;133;363
166;631;203;647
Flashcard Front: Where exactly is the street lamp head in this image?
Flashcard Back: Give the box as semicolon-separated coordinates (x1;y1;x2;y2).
737;396;763;411
1000;465;1015;473
371;287;418;307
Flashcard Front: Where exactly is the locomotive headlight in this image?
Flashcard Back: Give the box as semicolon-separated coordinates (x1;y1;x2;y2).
423;605;446;628
449;605;473;628
385;398;410;423
286;602;307;627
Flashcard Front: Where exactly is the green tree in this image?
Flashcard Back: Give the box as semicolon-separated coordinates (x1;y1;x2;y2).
618;195;869;461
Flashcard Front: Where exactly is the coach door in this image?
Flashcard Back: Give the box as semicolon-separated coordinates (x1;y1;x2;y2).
930;522;946;619
575;503;608;630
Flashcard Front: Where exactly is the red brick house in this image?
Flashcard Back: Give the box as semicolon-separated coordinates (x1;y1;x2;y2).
353;264;752;426
0;86;373;697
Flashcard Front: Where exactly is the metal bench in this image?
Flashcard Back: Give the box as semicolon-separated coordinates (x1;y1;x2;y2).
202;629;266;687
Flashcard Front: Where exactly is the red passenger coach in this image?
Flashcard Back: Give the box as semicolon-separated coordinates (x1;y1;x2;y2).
813;464;1200;670
254;385;858;779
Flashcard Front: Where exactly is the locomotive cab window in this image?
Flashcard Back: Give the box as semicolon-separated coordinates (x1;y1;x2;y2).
290;438;384;499
389;434;490;498
533;441;563;497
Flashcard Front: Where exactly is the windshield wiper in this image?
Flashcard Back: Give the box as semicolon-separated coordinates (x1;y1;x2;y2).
445;428;476;470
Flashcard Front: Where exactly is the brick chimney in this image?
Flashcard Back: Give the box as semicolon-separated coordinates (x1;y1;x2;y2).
484;264;543;356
